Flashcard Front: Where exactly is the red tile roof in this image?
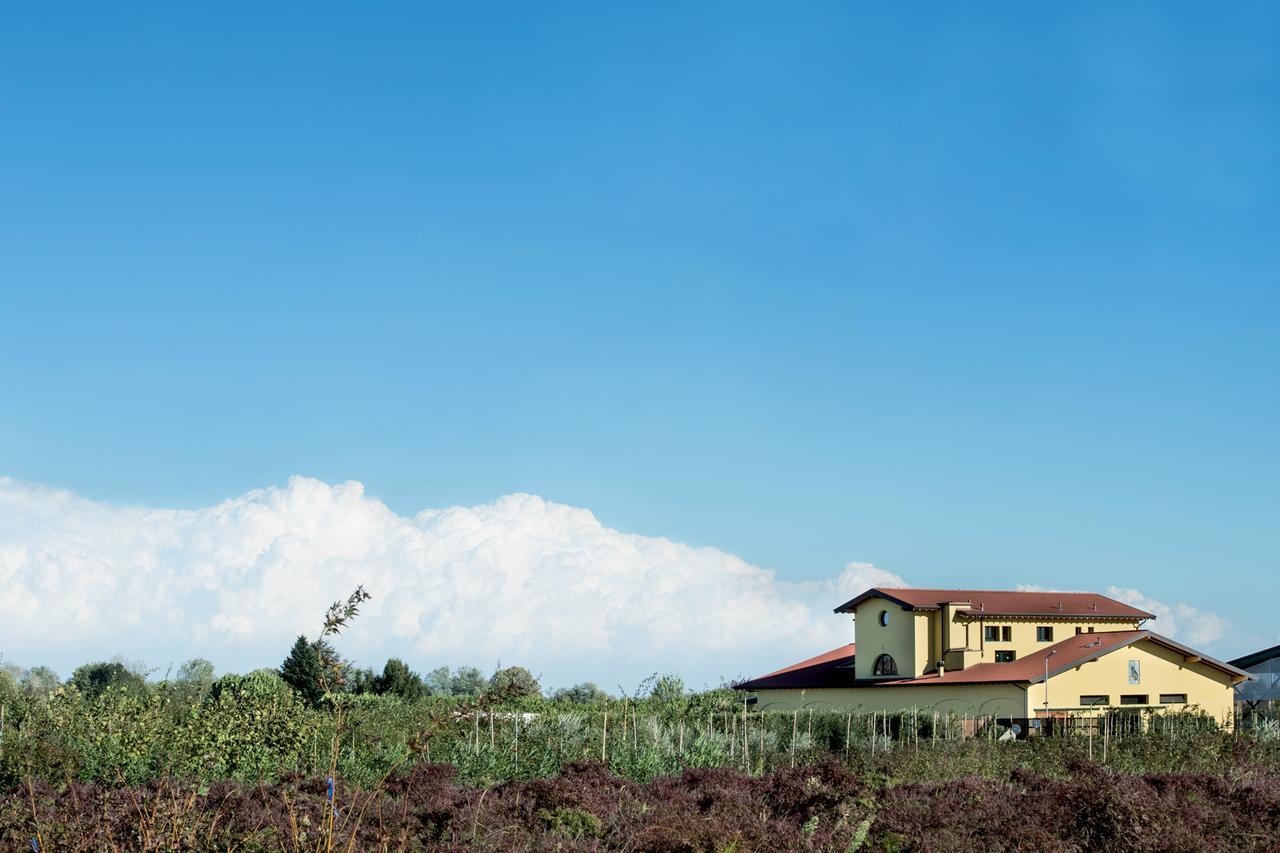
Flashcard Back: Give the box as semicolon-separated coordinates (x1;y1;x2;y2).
834;587;1155;620
734;644;855;691
888;630;1247;685
734;631;1249;691
890;630;1147;685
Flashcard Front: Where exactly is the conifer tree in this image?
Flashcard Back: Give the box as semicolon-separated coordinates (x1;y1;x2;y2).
374;658;425;699
279;635;324;707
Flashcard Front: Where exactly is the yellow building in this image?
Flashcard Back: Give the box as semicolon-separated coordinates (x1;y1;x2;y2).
736;587;1249;726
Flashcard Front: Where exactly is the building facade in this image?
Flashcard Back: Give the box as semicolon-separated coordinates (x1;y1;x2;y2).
736;587;1248;725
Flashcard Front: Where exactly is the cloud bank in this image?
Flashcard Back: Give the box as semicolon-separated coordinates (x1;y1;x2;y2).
0;476;1227;688
0;476;901;688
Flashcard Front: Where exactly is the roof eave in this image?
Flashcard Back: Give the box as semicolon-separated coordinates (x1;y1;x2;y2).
833;588;924;614
1023;631;1252;684
1142;631;1252;680
957;610;1153;620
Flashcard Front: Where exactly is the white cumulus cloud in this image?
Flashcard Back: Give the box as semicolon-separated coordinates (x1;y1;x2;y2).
1017;583;1228;647
0;476;905;688
1105;586;1229;647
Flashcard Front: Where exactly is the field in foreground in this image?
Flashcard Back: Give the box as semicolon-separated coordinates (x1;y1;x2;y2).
5;670;1280;849
5;759;1280;851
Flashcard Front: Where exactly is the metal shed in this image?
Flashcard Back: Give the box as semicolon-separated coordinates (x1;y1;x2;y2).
1230;644;1280;715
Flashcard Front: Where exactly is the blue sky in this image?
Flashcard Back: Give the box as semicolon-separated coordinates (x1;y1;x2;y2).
1;3;1277;668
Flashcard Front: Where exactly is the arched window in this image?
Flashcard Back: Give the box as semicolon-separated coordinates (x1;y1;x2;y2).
873;654;898;676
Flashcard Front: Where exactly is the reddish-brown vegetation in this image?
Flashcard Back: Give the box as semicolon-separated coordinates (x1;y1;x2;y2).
4;759;1279;851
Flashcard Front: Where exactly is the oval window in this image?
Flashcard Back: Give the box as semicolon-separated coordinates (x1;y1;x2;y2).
878;610;889;627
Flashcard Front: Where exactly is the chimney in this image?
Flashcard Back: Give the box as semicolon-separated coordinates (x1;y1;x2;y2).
937;660;946;678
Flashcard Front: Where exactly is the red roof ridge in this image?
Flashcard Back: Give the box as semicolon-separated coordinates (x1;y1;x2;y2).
878;587;1103;597
834;587;1156;620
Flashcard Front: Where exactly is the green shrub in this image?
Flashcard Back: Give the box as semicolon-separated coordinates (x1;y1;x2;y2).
538;806;604;839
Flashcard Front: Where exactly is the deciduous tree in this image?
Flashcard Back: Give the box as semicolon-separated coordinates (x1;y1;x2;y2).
19;666;60;697
69;662;148;698
551;682;610;705
451;666;486;696
489;666;541;698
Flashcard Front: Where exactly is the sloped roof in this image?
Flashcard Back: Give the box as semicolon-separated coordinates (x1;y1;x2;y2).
734;644;855;691
1229;643;1280;671
834;587;1155;620
735;631;1249;691
891;631;1148;685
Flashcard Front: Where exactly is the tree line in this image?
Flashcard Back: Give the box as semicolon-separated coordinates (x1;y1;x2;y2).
0;644;645;710
2;586;687;711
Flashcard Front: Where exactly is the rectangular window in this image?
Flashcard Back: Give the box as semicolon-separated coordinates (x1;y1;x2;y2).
1037;626;1054;642
1160;694;1188;705
1076;626;1083;634
1120;694;1148;705
995;650;1015;663
1079;695;1110;706
984;626;999;642
1087;627;1095;633
1002;626;1012;642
